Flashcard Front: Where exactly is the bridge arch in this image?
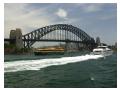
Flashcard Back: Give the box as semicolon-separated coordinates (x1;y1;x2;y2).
23;24;95;48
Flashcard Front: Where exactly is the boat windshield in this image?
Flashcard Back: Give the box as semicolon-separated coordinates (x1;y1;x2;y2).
97;46;108;49
94;51;102;52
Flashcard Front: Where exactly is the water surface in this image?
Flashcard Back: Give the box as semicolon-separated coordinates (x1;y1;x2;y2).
4;52;117;88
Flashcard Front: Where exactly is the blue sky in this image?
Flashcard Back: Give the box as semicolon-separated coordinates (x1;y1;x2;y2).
4;3;117;46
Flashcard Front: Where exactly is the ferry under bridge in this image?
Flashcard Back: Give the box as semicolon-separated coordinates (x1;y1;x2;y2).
4;24;96;50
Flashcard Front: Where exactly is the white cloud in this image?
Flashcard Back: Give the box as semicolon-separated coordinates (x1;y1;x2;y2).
4;3;56;38
5;4;72;38
82;4;104;13
55;8;68;19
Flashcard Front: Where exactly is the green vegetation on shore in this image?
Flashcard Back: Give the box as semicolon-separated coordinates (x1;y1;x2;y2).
4;43;32;54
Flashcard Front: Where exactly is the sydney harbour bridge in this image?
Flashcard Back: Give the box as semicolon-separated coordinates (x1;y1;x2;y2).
4;24;96;50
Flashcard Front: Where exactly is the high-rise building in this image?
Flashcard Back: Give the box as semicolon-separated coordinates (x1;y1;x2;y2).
96;37;101;46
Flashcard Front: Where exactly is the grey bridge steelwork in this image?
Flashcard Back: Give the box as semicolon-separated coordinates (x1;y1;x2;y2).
4;24;96;49
22;24;95;48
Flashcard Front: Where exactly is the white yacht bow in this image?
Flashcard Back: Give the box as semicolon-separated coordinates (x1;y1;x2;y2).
91;46;113;56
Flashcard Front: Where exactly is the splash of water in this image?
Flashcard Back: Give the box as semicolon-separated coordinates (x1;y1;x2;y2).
4;54;103;72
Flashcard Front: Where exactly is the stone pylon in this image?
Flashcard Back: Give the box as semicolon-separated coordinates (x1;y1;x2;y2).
9;28;23;49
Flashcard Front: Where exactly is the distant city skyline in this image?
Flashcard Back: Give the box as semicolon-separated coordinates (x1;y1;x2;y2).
4;3;117;47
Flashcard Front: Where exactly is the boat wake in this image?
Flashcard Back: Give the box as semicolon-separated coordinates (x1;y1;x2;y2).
5;54;103;72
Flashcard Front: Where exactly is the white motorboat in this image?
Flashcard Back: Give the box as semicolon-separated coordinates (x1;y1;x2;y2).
91;46;113;56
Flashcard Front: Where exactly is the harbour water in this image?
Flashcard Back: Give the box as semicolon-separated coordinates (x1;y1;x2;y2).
4;52;117;88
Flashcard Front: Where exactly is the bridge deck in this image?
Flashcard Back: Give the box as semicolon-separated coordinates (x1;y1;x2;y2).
4;38;84;43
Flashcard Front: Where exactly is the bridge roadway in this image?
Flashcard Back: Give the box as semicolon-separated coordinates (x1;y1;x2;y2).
4;38;89;43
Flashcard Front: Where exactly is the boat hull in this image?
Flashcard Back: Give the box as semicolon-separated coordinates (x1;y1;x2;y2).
34;51;64;55
91;50;113;56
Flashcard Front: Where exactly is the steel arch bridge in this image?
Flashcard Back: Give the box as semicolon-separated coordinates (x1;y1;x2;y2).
22;24;95;48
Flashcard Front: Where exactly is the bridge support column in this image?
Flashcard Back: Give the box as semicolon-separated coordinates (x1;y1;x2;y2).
10;30;16;44
10;28;23;49
15;28;23;49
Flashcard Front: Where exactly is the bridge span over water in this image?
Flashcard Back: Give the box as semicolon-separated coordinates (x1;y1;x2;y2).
4;24;96;49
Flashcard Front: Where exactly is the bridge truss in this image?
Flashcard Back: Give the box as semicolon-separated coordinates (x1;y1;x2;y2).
22;24;95;49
